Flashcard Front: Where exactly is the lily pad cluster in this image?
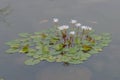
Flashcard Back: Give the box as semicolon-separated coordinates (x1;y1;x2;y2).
5;18;111;65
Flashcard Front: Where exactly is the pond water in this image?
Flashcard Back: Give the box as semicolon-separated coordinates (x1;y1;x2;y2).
0;0;120;80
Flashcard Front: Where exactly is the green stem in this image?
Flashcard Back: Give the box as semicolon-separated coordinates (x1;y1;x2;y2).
70;35;73;47
80;29;85;43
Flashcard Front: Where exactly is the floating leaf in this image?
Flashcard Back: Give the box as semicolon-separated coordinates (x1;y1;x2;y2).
19;33;31;37
56;55;62;62
102;33;111;36
54;44;63;51
94;36;102;40
24;58;35;65
46;55;55;62
89;49;99;54
75;37;81;44
49;50;60;55
79;53;91;60
19;44;29;53
42;46;49;54
24;58;40;65
69;60;83;64
82;45;92;52
6;49;19;54
99;43;109;47
49;37;59;44
33;54;40;58
5;40;20;46
32;59;41;64
69;47;77;54
10;44;20;49
40;33;47;39
34;32;41;35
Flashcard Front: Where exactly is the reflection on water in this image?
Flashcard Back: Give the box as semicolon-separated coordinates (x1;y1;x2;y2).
36;65;92;80
84;44;120;80
0;0;120;80
0;5;11;25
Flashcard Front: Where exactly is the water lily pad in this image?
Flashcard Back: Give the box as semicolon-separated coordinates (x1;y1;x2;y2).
19;33;31;37
69;47;77;54
46;55;55;62
6;49;19;54
54;44;63;51
24;58;40;65
24;58;35;65
82;45;92;52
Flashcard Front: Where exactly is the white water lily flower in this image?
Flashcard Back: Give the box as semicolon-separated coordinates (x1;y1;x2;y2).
75;23;81;27
81;26;92;31
53;18;59;23
70;31;75;35
58;26;64;30
70;20;77;24
63;25;69;29
58;25;69;30
87;26;92;30
81;26;87;30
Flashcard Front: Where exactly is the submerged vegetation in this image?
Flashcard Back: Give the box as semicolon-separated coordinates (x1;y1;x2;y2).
5;18;111;65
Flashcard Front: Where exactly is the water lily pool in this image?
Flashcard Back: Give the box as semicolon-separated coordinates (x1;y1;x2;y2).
0;0;120;80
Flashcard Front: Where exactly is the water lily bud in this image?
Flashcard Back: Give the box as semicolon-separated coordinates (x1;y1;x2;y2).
58;25;69;30
75;23;81;27
70;20;77;24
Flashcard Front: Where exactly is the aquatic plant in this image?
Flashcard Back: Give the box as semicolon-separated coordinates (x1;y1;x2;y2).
5;18;111;65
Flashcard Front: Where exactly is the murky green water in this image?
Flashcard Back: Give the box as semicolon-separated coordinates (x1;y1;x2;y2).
0;0;120;80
